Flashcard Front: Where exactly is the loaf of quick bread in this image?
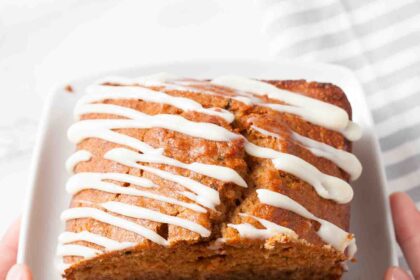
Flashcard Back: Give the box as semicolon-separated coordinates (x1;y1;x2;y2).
57;73;362;279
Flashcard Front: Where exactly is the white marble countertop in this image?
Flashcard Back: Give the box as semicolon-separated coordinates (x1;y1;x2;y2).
0;0;269;236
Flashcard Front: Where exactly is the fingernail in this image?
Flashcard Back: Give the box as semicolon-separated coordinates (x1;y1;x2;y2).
6;265;24;280
389;267;412;280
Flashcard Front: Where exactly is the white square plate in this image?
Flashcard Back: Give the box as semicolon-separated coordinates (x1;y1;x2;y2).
18;59;398;279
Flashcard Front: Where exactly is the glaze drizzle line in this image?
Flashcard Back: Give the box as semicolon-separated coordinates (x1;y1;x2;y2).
251;125;362;180
61;207;169;246
227;213;297;240
65;150;92;174
59;231;135;250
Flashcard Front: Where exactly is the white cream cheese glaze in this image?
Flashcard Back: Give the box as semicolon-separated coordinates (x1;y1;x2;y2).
57;244;102;259
58;73;361;264
244;140;353;204
61;207;169;246
104;148;220;210
257;189;357;258
102;201;211;237
65;150;92;174
72;103;247;188
211;76;362;141
58;231;135;251
251;125;362;180
98;73;363;142
227;213;297;240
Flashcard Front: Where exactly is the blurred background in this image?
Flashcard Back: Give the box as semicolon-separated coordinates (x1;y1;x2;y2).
0;0;419;272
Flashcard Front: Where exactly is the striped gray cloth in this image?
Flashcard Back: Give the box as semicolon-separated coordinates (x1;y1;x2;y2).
260;0;420;270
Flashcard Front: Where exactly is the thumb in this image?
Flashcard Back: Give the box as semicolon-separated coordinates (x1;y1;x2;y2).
384;267;412;280
5;264;32;280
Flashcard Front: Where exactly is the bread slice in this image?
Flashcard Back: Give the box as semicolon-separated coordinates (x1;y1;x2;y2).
58;75;360;279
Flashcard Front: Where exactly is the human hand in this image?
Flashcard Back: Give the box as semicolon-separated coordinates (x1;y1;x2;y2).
385;192;420;280
0;219;32;280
